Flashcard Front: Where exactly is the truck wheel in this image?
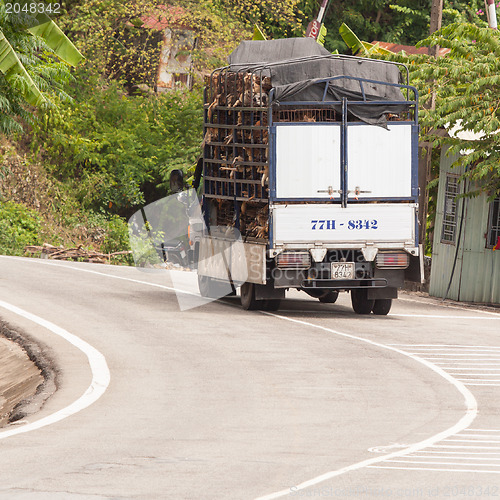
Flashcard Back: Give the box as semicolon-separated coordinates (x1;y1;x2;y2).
372;299;392;316
240;282;262;310
351;289;375;315
318;291;339;304
262;299;281;311
198;275;232;299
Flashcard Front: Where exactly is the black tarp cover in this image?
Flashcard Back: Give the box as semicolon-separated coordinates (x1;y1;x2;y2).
228;38;408;125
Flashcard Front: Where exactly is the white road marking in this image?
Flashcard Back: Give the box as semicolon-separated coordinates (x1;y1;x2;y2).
466;383;500;387
347;342;500;479
429;444;500;449
404;455;500;461
443;439;500;443
253;313;478;500
457;379;500;382
403;347;500;351
457;433;500;437
468;429;500;431
409;353;500;356
448;369;500;372
0;299;110;440
413;451;500;455
390;314;500;320
386;459;500;466
392;345;500;387
0;255;200;297
0;258;489;494
409;358;500;361
390;344;500;348
367;466;500;473
397;295;500;317
436;361;500;370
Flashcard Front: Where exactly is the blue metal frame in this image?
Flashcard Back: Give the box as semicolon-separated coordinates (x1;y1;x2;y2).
268;75;419;126
341;98;348;208
411;124;420;199
267;74;420;249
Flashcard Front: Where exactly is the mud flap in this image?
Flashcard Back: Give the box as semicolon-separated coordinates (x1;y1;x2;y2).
369;268;404;300
367;287;398;300
405;249;425;283
254;281;285;300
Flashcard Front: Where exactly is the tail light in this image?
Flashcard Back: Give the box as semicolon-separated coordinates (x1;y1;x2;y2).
376;252;409;269
276;252;311;269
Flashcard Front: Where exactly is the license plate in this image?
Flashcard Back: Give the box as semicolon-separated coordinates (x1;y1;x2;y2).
331;262;355;280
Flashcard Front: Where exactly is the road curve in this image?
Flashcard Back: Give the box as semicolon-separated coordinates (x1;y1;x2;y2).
0;256;498;499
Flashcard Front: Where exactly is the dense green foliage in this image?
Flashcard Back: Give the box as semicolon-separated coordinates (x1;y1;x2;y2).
0;2;78;134
32;74;203;216
61;0;165;86
1;0;499;259
321;0;488;54
210;0;316;39
0;200;41;255
61;0;315;79
387;23;500;198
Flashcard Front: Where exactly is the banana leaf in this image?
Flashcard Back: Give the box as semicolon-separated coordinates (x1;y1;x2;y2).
253;25;267;41
339;23;392;56
0;31;45;106
28;12;83;66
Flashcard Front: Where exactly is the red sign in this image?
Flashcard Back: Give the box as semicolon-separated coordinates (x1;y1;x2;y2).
306;20;321;39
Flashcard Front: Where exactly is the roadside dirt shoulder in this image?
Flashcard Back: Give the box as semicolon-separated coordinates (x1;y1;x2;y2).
0;321;57;427
400;289;500;314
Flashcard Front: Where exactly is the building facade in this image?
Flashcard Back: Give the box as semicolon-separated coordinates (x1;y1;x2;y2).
429;147;500;304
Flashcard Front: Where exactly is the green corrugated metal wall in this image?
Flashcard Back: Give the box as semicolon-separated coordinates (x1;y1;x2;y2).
429;148;500;304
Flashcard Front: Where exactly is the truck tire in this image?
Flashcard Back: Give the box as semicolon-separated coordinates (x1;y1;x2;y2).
240;282;262;310
198;275;232;299
372;298;392;316
318;291;339;304
351;289;375;315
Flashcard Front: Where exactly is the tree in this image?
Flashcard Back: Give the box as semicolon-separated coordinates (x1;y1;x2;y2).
63;0;315;83
0;1;82;134
390;23;500;198
212;0;316;39
318;0;488;54
62;0;166;85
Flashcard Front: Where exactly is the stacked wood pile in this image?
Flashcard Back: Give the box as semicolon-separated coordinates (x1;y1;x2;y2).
203;70;273;241
203;70;271;204
240;201;269;240
214;199;269;241
24;243;132;264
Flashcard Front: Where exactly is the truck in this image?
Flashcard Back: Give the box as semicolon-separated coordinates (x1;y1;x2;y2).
195;38;423;315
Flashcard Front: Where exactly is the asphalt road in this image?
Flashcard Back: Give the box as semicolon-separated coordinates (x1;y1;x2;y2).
0;256;499;500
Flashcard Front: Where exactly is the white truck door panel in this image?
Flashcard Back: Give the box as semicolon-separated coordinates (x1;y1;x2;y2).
347;124;412;199
272;203;416;245
275;124;341;199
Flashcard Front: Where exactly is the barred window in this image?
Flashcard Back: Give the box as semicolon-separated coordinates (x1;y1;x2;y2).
441;174;460;244
486;198;500;249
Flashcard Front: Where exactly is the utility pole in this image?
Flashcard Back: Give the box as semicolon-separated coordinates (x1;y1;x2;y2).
419;0;443;250
429;0;443;57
